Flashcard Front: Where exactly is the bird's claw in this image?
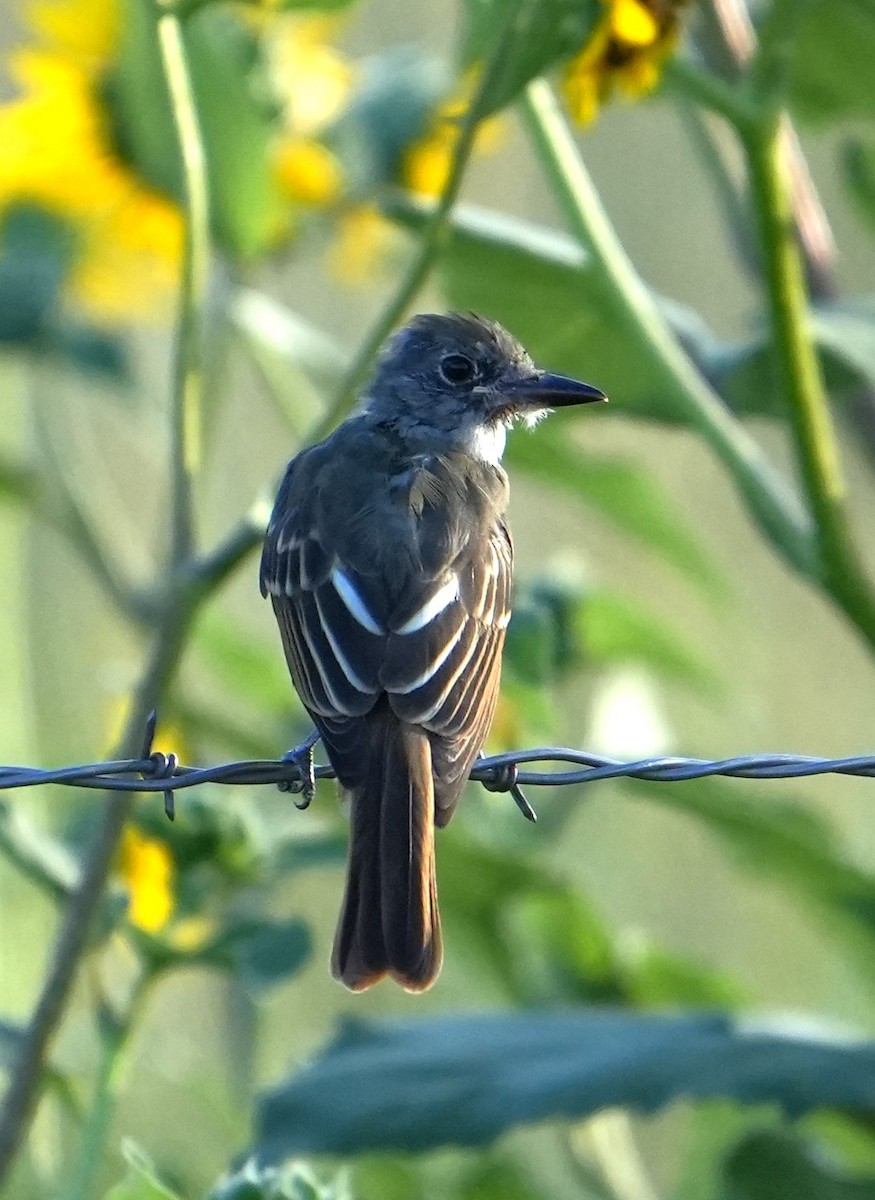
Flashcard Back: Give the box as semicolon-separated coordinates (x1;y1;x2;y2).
279;729;320;809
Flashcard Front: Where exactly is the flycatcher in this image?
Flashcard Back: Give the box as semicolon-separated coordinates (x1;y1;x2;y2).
261;313;605;991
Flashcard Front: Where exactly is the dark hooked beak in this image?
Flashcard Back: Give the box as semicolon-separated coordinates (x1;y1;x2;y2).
504;371;607;408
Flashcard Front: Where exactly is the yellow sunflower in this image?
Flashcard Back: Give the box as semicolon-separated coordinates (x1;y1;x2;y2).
402;89;504;199
118;825;175;934
266;16;350;209
564;0;689;125
0;0;183;321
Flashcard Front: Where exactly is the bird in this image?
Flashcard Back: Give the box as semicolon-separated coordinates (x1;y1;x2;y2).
260;312;605;992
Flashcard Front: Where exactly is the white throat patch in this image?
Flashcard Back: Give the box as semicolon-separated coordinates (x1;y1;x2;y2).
466;422;508;464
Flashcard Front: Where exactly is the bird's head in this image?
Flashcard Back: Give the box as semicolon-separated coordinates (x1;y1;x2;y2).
363;312;606;462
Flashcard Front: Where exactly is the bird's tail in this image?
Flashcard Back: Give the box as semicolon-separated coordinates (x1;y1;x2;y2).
331;715;442;992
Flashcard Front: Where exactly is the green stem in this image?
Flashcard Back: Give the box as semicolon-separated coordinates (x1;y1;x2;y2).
747;0;815;113
165;0;215;17
190;495;270;594
0;454;38;506
744;117;875;649
664;56;756;130
39;434;152;624
519;79;816;580
0;801;77;901
157;7;210;565
59;977;155;1200
0;12;211;1186
0;599;196;1190
58;1024;127;1200
0;442;152;623
309;11;522;443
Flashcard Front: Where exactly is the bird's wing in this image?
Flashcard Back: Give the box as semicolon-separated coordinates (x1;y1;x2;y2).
261;443;512;815
260;451;385;727
382;520;513;824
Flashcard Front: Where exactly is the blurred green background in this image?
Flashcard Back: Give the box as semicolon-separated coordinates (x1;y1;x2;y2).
2;1;875;1197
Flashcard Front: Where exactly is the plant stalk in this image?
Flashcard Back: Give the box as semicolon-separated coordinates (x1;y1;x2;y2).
0;596;197;1189
157;8;210;565
743;117;875;649
519;79;816;580
58;1015;130;1200
0;5;212;1184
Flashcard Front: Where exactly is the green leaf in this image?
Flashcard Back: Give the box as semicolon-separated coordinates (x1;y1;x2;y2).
504;578;719;692
719;1129;875;1200
192;610;298;719
331;49;446;193
231;290;346;431
458;1158;537;1200
231;918;313;990
811;301;875;392
112;0;284;260
0;207;126;375
843;139;875;240
505;575;592;685
103;1140;183;1200
671;1104;784;1200
460;0;601;117
349;1157;421;1200
713;299;875;417
271;831;347;878
185;14;286;258
442;831;741;1006
503;594;559;686
266;0;359;9
630;779;875;958
505;891;631;1004
624;945;745;1008
0;205;72;345
506;430;725;599
505;888;743;1008
0;456;37;506
438;838;553;992
784;0;875;124
50;321;129;379
252;1011;875;1159
579;589;721;692
0;799;79;900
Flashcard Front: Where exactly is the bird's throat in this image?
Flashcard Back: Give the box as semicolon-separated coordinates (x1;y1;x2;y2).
465;421;508;464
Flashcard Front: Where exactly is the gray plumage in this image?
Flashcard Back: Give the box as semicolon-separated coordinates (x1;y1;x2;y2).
261;313;605;991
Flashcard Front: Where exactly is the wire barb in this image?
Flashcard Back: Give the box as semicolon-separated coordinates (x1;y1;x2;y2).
480;759;537;822
139;711;177;821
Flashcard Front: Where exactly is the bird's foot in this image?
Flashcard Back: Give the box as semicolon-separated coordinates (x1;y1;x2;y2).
279;728;320;810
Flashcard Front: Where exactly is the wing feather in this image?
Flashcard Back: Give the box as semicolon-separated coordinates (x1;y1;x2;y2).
384;525;512;823
261;436;512;818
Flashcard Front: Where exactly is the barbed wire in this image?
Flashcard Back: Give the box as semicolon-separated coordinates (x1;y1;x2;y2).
0;714;873;824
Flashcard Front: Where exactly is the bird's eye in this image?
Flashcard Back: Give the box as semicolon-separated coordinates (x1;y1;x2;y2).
438;353;477;386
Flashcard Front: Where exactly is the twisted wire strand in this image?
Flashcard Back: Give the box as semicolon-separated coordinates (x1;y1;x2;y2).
0;717;873;799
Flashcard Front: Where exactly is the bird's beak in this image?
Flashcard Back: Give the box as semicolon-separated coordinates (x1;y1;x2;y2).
504;371;607;408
